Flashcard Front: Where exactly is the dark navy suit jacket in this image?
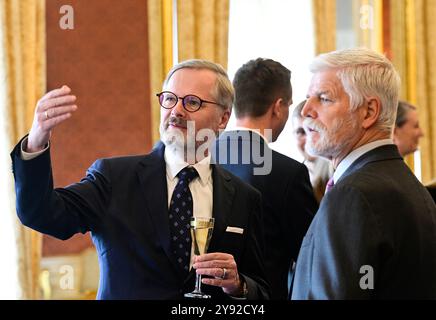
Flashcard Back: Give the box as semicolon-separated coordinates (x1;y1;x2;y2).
292;145;436;299
214;130;317;299
11;138;270;299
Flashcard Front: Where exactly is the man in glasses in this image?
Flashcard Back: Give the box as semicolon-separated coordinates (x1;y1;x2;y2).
10;59;269;299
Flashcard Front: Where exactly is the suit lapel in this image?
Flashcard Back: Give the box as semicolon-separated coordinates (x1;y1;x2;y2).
338;144;403;183
137;144;238;281
136;142;181;273
208;164;235;252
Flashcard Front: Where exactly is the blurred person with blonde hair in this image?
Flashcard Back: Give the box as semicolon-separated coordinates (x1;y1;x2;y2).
393;100;424;157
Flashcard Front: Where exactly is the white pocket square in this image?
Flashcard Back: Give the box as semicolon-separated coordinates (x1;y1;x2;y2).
226;226;244;234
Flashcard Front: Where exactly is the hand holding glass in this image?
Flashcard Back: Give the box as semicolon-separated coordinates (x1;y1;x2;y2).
184;217;215;299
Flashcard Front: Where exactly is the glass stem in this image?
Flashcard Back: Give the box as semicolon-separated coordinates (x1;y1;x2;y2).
194;274;202;293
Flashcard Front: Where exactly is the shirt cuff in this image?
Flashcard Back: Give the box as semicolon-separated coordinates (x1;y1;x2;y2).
228;278;248;300
21;137;49;160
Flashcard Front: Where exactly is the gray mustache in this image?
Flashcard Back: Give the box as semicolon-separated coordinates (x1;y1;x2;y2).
303;119;326;132
168;116;188;128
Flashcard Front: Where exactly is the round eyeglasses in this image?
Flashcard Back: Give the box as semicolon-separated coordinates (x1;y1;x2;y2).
156;91;224;113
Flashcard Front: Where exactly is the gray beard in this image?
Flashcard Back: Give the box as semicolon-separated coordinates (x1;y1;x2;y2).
305;115;358;160
160;126;215;163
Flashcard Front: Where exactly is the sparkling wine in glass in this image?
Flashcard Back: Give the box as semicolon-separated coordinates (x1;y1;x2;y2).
184;217;215;299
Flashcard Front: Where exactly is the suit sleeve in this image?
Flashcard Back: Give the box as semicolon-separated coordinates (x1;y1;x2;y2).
291;184;384;299
10;136;111;240
239;190;271;300
285;165;318;261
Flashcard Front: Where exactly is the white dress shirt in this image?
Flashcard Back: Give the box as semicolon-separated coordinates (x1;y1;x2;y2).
164;147;214;268
333;139;394;184
164;147;213;220
20;137;48;160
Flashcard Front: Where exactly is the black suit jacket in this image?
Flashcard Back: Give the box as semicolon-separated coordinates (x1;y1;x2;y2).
291;144;436;299
214;130;317;299
11;138;269;300
426;184;436;204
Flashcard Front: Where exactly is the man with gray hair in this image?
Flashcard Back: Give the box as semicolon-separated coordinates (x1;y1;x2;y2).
291;48;436;299
11;59;269;299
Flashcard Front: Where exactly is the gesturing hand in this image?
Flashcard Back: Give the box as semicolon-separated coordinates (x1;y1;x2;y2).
193;252;246;297
27;85;77;152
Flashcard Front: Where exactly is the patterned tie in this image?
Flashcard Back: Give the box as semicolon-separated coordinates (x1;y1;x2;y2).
325;177;335;194
169;166;198;275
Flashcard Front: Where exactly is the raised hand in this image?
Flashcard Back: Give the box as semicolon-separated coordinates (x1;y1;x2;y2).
27;85;77;152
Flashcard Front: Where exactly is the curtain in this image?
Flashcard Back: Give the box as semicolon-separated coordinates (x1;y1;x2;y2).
148;0;230;141
0;0;46;299
353;0;384;52
147;0;174;144
312;0;336;54
177;0;230;69
390;0;436;183
413;0;436;184
390;0;415;170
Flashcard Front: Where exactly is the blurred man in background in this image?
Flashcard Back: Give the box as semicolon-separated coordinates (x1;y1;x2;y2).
215;58;317;299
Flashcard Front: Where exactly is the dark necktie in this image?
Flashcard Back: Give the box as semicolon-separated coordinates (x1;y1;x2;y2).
325;177;335;194
169;166;198;275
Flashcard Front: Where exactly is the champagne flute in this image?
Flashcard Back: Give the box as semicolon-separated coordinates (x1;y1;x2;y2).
184;217;215;299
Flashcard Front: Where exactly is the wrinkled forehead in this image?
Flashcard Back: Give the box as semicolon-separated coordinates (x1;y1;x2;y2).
163;68;217;98
308;69;342;92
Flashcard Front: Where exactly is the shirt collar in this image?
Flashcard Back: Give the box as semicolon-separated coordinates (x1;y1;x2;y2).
333;139;394;183
164;147;212;185
230;127;270;145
